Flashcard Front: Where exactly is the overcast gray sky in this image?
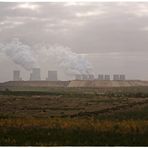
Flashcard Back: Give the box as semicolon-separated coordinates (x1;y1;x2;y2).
0;2;148;81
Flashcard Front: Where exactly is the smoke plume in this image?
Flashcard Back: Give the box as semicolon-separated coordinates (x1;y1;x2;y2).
0;38;93;75
0;38;37;70
36;44;93;75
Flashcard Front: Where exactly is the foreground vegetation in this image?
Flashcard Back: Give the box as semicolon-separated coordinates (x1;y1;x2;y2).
0;86;148;146
0;118;148;146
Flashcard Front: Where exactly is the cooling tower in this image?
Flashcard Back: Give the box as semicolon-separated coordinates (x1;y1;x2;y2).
46;71;58;81
30;68;41;81
13;70;22;81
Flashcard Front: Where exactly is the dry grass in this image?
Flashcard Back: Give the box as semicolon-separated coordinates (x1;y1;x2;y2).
0;118;148;146
0;118;147;134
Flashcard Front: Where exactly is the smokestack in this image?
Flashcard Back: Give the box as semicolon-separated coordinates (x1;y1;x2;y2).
13;70;22;81
46;70;58;81
30;68;41;81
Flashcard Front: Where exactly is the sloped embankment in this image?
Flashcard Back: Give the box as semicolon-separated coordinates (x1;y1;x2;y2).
68;80;148;88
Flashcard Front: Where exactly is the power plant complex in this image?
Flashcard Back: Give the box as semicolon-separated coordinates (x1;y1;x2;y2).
13;68;58;81
1;69;147;88
75;74;125;81
12;68;125;81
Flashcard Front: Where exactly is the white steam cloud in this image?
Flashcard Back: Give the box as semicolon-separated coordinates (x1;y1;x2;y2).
0;38;37;70
36;44;93;75
0;38;93;75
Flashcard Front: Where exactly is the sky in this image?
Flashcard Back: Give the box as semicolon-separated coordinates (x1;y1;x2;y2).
0;2;148;82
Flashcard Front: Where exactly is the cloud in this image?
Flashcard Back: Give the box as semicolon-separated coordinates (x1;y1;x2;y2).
141;26;148;31
1;2;148;80
0;2;148;54
63;2;88;7
12;3;40;11
75;10;106;17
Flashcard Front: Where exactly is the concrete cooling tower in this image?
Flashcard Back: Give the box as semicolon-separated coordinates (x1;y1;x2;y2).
13;70;22;81
46;71;58;81
30;68;41;81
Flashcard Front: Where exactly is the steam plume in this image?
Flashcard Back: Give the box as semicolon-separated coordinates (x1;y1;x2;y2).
0;38;93;75
0;38;37;70
36;44;93;75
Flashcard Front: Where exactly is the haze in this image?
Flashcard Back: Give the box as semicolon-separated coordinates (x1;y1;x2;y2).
0;2;148;82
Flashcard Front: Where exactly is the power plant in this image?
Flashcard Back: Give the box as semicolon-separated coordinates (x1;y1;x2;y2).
6;70;148;88
75;74;125;81
13;68;59;81
12;68;126;82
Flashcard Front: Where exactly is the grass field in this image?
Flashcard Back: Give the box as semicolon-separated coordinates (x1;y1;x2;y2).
0;86;148;146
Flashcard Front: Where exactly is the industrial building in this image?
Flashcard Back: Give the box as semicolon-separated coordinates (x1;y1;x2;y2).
82;74;88;80
88;74;95;80
12;69;126;82
75;74;82;80
113;74;126;80
98;74;104;80
113;74;120;80
104;75;110;80
46;71;58;81
120;74;126;80
13;70;22;81
30;68;41;81
75;74;94;80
